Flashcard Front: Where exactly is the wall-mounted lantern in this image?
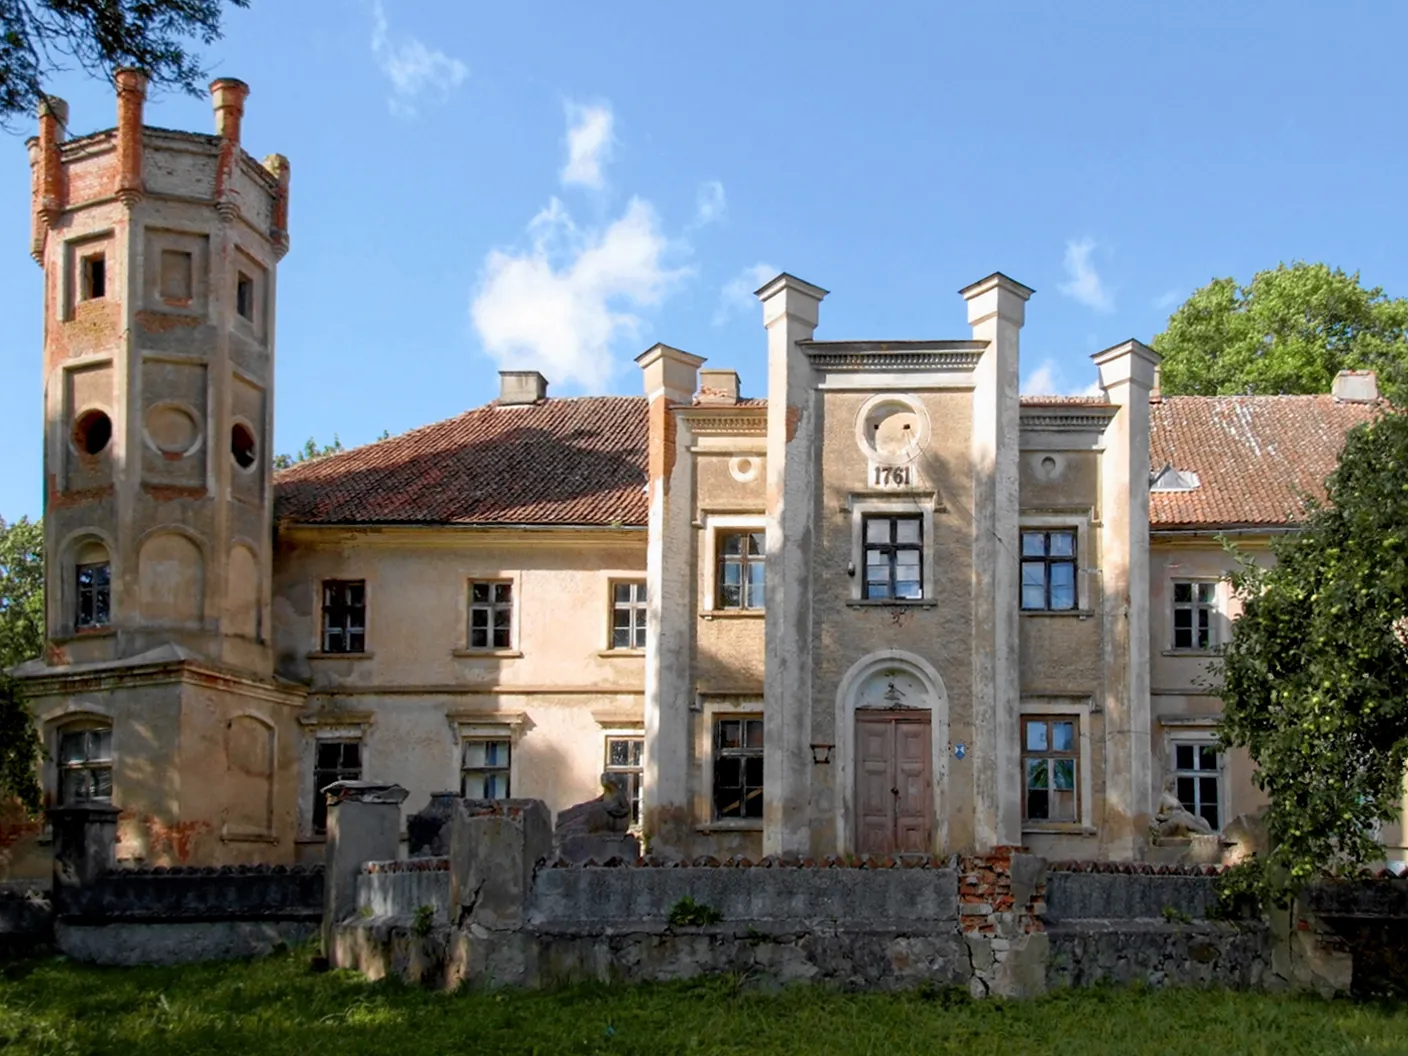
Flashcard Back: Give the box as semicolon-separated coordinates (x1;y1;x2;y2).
810;743;834;765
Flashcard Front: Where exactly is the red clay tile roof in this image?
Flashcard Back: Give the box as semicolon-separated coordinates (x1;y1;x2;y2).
1149;395;1381;530
274;396;649;527
1019;395;1112;406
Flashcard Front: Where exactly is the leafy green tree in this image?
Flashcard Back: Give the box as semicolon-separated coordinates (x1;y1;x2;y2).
1217;411;1408;899
0;516;44;812
1154;263;1408;400
0;0;249;126
272;435;343;471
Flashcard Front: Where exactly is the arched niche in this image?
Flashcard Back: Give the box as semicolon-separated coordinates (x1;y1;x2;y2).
225;543;260;640
137;530;204;624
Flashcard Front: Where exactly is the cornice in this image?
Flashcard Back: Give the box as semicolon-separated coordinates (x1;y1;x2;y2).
676;408;768;436
800;340;987;374
16;657;307;707
1019;405;1120;433
276;523;646;548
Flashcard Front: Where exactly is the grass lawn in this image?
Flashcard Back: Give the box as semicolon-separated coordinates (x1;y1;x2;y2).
2;948;1407;1056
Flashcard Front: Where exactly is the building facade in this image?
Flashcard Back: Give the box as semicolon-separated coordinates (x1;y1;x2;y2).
4;82;1394;877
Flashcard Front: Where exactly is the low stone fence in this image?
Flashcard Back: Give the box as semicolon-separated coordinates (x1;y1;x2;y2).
0;882;51;957
357;857;452;925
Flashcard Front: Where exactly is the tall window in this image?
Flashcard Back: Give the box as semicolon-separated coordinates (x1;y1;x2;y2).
81;253;106;301
1022;716;1078;823
321;580;366;653
469;581;513;649
1021;530;1077;611
605;736;644;825
312;739;361;834
717;531;765;610
76;562;111;628
611;581;647;650
863;515;923;600
462;738;511;799
713;716;763;820
1172;581;1218;650
58;726;113;804
1173;742;1222;830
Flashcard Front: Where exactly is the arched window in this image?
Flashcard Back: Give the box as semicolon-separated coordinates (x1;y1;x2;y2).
72;539;112;629
58;723;113;803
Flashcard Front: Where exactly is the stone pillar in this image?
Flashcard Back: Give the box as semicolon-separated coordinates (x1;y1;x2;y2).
448;800;552;930
636;343;704;857
48;803;120;916
113;67;147;204
1093;339;1161;859
322;781;408;958
210;77;249;142
35;95;68;230
758;273;827;857
961;273;1033;852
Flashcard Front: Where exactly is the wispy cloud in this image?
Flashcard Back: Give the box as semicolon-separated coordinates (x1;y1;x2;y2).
1021;358;1104;398
1153;288;1182;311
692;180;727;227
1057;238;1114;313
370;0;467;116
561;102;615;189
713;262;777;326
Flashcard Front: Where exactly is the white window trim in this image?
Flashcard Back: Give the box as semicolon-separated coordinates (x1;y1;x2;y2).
601;572;648;653
455;721;521;800
1168;577;1227;652
300;720;371;839
1019;698;1094;832
848;497;937;602
314;577;369;657
700;514;766;613
602;727;646;829
457;572;522;655
1161;722;1226;834
696;696;765;831
1018;513;1094;613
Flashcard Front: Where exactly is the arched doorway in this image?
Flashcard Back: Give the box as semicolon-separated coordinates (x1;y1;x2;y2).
835;650;949;856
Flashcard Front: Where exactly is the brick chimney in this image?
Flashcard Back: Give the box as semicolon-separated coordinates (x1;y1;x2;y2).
696;369;740;405
210;78;250;143
498;370;548;405
113;67;147;204
1332;370;1378;403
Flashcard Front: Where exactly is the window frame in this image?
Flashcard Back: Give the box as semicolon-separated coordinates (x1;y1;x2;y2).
861;513;924;601
1171;579;1221;652
467;579;515;651
80;252;106;301
608;579;648;652
1020;698;1094;832
311;737;362;835
236;271;255;321
603;733;645;826
1020;528;1079;612
320;579;367;654
460;735;513;800
711;713;764;822
847;497;937;603
57;723;114;805
715;530;766;612
699;514;766;615
1021;714;1080;824
75;560;112;629
1171;736;1224;832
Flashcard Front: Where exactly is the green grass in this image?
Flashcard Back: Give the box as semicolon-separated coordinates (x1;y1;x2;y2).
2;948;1407;1056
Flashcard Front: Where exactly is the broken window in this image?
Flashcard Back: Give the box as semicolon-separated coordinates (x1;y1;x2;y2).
1172;581;1218;650
863;515;923;600
1021;530;1077;611
717;531;765;610
81;253;106;301
611;580;647;650
58;726;113;804
461;738;511;799
713;716;763;820
236;272;254;321
312;739;362;834
1173;741;1222;830
469;581;513;649
321;580;366;653
605;736;644;824
1022;716;1078;823
76;561;111;628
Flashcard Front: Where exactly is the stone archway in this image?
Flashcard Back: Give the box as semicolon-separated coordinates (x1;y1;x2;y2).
834;649;950;856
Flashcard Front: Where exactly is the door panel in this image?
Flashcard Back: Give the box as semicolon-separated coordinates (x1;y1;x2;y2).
855;711;933;857
857;718;894;856
894;720;932;853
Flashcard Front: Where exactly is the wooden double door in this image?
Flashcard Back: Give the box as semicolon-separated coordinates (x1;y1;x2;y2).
855;709;933;856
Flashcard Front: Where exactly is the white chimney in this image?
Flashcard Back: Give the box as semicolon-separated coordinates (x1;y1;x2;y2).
1332;370;1378;403
499;371;548;405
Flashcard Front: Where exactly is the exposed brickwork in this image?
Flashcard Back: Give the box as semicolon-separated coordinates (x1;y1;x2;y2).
958;846;1045;936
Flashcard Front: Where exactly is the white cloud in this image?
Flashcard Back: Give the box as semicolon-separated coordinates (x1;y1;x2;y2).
370;0;467;116
561;102;615;189
693;180;727;227
1021;358;1104;398
471;196;690;390
1057;238;1114;313
713;262;778;326
1153;288;1182;310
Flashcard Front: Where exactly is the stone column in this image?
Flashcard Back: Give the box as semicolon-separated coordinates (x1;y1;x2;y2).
1093;340;1161;859
757;273;827;857
322;781;408;958
961;273;1032;852
636;343;703;857
48;802;120;916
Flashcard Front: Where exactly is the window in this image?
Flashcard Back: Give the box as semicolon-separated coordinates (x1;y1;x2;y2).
605;736;644;825
159;249;193;302
73;409;112;456
469;581;513;649
81;253;106;300
231;422;257;470
611;581;647;650
1022;716;1078;822
717;531;765;610
321;580;366;653
863;515;923;600
312;739;361;834
462;738;511;799
713;716;763;820
58;726;113;804
236;272;254;321
1173;742;1222;830
1021;530;1077;611
76;561;111;628
1172;581;1218;650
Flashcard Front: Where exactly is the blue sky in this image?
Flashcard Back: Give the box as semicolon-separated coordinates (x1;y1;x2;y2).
3;1;1406;520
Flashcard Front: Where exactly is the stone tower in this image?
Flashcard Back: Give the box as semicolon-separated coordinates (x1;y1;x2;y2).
11;74;305;874
28;71;289;674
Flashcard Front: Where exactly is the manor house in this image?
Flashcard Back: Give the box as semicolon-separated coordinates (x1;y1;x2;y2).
5;77;1394;877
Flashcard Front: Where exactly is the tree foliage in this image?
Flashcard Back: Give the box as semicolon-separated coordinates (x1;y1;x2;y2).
1217;411;1408;898
0;0;248;126
0;516;44;812
272;435;344;471
1154;263;1408;401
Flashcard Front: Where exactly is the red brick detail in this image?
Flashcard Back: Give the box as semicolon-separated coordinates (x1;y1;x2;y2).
958;847;1046;936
